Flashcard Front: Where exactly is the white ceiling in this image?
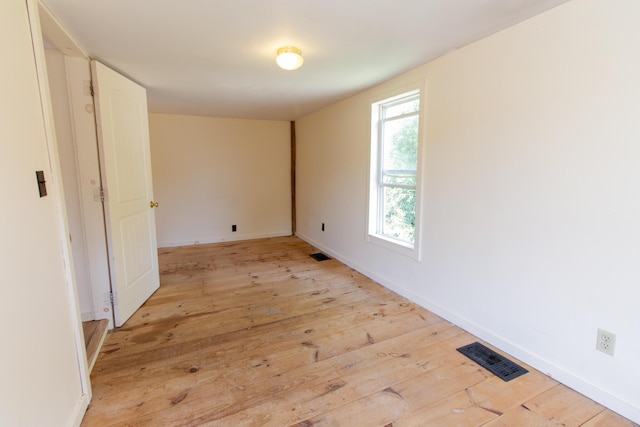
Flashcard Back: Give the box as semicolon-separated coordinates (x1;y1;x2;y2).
41;0;572;121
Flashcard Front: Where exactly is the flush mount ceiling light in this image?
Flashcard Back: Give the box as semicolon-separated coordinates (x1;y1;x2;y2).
276;46;304;70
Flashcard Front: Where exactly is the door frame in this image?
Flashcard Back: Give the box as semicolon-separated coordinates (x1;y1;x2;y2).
37;2;116;329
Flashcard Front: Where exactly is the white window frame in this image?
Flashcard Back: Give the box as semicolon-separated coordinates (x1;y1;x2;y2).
367;83;425;259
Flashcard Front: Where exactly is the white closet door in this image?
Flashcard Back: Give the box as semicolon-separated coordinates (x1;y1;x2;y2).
91;60;160;327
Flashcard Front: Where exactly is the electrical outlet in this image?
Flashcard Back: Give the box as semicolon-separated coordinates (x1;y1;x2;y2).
596;328;616;356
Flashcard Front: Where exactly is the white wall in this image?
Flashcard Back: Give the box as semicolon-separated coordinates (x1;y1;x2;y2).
149;113;291;247
1;0;87;425
296;0;640;422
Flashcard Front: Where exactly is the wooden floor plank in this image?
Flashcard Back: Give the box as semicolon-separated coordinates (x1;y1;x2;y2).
520;384;604;426
289;358;489;427
81;237;638;427
581;410;640;427
209;332;472;427
391;390;498;427
89;322;462;426
466;362;559;416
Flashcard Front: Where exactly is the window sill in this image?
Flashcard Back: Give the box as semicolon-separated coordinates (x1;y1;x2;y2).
367;233;420;260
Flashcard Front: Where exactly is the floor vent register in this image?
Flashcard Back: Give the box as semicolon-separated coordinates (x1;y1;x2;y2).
310;253;331;261
457;342;529;382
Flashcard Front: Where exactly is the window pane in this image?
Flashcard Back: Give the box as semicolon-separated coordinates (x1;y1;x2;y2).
383;97;419;119
369;88;421;253
381;186;416;244
382;114;418;174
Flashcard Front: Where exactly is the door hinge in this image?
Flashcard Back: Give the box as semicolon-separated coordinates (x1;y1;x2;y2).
89;80;95;97
104;291;117;306
93;187;106;202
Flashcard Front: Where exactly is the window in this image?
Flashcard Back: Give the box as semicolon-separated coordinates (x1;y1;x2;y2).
368;88;422;255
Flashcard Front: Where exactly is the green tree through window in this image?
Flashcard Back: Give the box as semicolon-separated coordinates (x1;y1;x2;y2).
370;90;420;247
383;115;418;242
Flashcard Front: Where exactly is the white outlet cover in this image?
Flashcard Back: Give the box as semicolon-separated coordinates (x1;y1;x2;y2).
596;328;616;356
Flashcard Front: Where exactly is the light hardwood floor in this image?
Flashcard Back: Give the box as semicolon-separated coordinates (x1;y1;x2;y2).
82;237;637;426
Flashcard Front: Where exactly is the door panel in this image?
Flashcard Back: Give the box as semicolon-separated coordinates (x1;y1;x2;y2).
91;60;159;327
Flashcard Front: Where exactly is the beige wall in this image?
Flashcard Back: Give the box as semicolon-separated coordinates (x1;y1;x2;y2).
1;0;87;425
296;0;640;422
149;113;291;247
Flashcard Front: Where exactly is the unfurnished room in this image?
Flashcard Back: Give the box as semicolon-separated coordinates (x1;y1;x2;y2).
1;0;639;426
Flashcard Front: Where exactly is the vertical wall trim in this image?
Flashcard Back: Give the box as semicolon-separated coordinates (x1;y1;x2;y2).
291;120;296;235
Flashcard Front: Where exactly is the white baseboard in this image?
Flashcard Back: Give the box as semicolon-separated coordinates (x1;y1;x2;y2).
68;393;90;427
296;232;640;424
158;231;292;249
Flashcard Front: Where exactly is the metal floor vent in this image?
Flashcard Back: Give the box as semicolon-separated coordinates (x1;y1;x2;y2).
457;342;528;382
310;253;330;261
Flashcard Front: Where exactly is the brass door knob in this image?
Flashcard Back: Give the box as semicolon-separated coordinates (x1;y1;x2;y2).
150;201;159;208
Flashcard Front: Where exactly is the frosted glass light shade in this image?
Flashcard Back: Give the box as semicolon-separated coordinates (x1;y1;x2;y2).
276;46;304;70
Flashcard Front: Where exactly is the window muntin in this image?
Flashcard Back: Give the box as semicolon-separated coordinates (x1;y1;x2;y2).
370;90;420;248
